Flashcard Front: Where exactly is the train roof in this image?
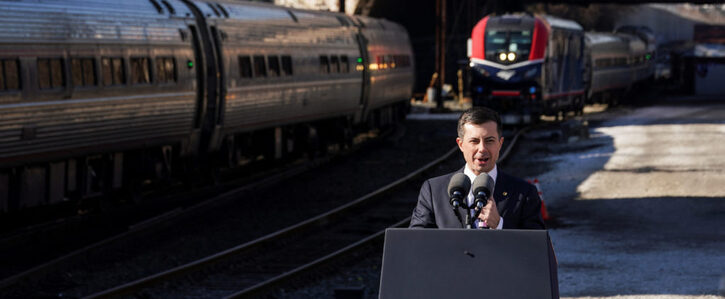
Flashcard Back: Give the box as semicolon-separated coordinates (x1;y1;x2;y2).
540;15;583;31
0;0;192;44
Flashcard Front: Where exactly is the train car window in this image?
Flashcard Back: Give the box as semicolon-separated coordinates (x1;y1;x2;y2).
37;58;65;89
155;57;176;83
0;59;20;91
239;56;252;78
340;56;349;73
102;57;126;86
71;58;96;87
319;56;330;74
281;55;293;76
330;56;339;73
268;56;280;77
253;55;267;78
130;57;151;84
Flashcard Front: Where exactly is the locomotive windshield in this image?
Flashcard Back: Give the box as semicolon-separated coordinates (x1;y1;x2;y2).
485;29;532;64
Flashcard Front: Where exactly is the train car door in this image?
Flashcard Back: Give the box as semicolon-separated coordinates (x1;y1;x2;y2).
353;19;371;124
180;0;222;156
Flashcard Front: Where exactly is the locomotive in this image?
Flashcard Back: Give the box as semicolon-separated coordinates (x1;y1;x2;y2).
0;0;414;212
468;13;655;124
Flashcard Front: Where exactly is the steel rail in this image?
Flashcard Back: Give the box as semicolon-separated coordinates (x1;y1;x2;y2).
223;124;535;298
85;124;534;298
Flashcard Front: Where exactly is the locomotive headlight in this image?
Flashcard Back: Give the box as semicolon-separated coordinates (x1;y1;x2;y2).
507;52;516;62
498;53;507;61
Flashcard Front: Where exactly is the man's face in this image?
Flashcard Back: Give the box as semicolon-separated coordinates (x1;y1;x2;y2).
456;121;504;175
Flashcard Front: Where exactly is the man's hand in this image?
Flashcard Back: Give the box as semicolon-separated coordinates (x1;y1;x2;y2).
477;197;500;229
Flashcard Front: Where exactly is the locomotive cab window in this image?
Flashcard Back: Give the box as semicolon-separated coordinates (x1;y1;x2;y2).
239;56;252;78
102;57;126;86
253;55;266;77
0;59;21;91
281;55;293;76
485;29;532;64
37;58;65;89
130;57;151;85
268;56;280;77
155;57;176;84
71;58;96;87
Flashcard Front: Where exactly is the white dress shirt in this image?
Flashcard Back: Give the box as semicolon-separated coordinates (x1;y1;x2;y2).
463;164;504;229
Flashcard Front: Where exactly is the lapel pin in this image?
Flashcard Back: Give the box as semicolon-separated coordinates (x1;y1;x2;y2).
502;191;508;196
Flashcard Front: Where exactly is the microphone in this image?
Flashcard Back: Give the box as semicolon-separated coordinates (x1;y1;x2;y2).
447;173;471;209
471;173;495;217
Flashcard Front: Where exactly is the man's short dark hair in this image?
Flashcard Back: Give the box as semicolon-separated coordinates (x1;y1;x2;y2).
457;107;502;138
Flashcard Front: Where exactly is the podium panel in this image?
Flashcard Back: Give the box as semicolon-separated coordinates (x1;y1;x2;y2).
379;228;558;299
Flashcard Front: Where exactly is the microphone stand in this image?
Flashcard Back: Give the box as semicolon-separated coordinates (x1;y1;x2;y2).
465;205;473;229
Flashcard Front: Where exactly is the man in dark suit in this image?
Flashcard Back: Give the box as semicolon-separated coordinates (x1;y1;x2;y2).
410;107;545;229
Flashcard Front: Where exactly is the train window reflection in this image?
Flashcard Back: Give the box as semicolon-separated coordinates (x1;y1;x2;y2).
155;57;176;83
268;56;280;77
340;56;349;73
131;57;151;85
253;55;267;77
281;55;293;76
330;56;339;73
319;55;330;74
239;56;252;78
102;57;125;86
38;58;65;89
71;58;96;87
0;59;20;91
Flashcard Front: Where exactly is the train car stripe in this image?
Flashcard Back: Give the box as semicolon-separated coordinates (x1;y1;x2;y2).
470;58;544;70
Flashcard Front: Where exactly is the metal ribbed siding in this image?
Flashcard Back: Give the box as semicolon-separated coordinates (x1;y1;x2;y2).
363;19;415;110
0;93;196;161
0;0;198;165
0;0;191;43
224;78;361;131
209;1;362;134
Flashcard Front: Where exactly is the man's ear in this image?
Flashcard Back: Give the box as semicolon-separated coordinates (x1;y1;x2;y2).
456;137;463;150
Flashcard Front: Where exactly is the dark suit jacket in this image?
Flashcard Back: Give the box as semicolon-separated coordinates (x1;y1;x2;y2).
410;167;545;229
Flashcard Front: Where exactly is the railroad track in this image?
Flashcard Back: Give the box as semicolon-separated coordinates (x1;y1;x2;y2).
79;125;535;299
0;127;394;294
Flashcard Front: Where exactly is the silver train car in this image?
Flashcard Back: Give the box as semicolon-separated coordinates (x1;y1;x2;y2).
0;0;414;212
585;30;655;104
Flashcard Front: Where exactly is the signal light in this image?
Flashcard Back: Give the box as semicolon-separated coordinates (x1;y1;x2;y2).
187;60;194;68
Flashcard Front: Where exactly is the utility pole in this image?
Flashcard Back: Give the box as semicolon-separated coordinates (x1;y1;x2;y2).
435;0;446;110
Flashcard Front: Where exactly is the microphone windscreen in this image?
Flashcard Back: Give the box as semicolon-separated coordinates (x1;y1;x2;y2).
472;173;494;198
447;173;471;196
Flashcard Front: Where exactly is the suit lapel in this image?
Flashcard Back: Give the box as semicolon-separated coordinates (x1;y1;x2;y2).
494;171;510;217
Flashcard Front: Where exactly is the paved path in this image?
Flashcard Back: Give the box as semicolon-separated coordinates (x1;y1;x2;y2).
532;99;725;298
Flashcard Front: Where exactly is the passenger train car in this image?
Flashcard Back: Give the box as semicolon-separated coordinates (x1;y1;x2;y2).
468;13;655;124
585;27;655;104
0;0;414;212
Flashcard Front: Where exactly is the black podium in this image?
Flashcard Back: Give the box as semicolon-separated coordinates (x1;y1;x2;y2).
379;228;559;299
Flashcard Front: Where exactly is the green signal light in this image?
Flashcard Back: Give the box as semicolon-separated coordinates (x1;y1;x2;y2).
357;57;363;63
645;54;652;60
187;60;194;68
